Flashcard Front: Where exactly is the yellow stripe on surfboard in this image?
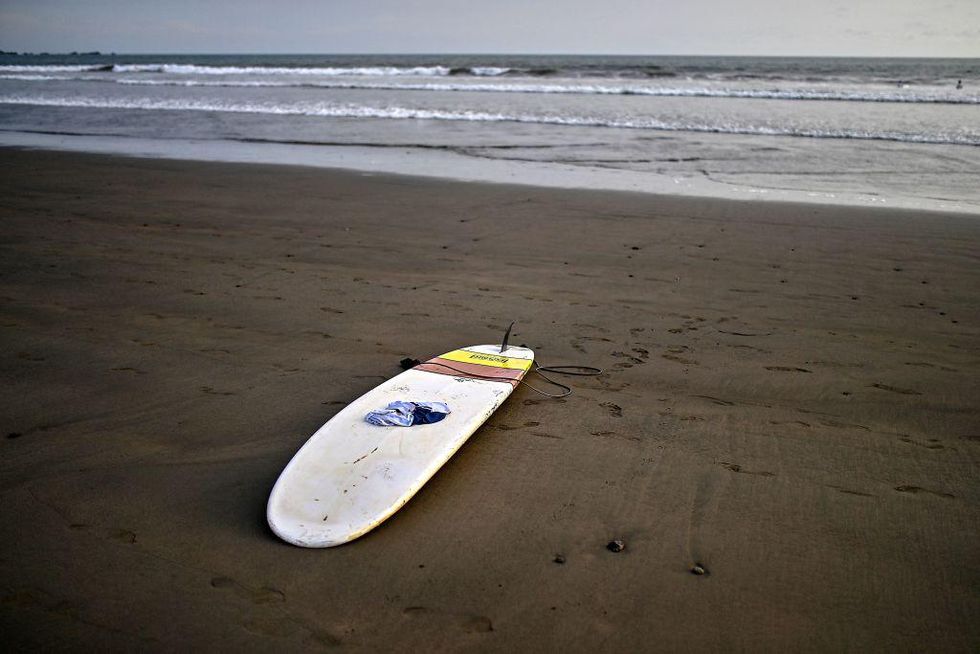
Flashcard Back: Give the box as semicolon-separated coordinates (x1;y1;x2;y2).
439;349;533;371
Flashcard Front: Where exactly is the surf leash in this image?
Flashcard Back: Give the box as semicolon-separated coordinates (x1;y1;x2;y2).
500;320;602;397
526;363;603;398
399;322;602;398
410;360;601;398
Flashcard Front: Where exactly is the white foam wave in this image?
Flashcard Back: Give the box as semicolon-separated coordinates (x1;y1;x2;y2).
1;95;976;146
204;79;980;104
0;63;519;77
0;63;457;76
112;64;455;76
0;64;108;73
117;78;284;87
467;67;511;76
6;72;976;104
0;74;77;81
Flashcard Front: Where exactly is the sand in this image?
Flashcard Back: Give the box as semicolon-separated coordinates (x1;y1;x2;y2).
1;148;977;651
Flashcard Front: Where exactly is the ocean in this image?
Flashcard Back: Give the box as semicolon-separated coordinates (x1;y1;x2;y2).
2;54;978;212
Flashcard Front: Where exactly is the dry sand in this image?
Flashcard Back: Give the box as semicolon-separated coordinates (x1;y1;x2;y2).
1;148;978;650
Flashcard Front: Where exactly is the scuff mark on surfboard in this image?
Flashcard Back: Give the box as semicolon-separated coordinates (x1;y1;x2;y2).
348;446;379;465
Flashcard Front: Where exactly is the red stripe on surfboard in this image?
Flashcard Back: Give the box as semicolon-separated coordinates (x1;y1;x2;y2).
426;357;527;380
416;357;526;386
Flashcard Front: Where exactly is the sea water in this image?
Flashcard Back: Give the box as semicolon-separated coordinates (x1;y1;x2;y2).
1;54;977;212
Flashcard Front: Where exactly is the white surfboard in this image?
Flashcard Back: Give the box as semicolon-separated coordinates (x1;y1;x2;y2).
267;344;534;547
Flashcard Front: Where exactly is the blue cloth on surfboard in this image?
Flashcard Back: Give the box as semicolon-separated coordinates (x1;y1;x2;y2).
365;401;451;427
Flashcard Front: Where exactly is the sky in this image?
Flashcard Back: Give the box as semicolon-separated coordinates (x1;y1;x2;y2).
1;0;977;57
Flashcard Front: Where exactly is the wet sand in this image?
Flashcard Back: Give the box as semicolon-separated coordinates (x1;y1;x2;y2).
1;148;977;650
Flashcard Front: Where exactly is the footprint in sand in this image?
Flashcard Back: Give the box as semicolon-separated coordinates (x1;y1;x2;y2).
870;383;922;395
662;353;699;365
894;485;954;499
611;351;645;364
718;329;772;337
899;436;944;450
904;361;958;372
109;366;146;375
403;606;493;633
836;488;875;497
210;576;286;604
200;386;236;396
600;402;623;417
819;419;870;431
692;395;736;406
590;430;639;442
719;462;775;477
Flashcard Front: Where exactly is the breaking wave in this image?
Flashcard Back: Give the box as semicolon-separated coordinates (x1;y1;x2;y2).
2;95;976;145
3;72;976;104
109;78;980;105
0;63;514;77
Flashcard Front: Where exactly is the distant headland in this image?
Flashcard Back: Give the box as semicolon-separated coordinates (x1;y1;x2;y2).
0;51;108;56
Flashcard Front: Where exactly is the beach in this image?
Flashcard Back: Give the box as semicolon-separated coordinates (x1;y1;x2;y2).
1;147;977;650
2;54;979;214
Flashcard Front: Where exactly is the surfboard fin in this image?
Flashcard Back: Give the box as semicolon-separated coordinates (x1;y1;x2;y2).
500;321;516;353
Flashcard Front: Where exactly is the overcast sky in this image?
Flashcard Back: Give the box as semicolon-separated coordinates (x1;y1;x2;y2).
1;0;977;57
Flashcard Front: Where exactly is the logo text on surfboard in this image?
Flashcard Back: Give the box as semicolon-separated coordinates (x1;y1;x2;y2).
438;349;533;371
467;353;509;364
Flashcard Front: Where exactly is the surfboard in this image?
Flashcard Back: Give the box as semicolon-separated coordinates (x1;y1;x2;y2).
267;344;534;547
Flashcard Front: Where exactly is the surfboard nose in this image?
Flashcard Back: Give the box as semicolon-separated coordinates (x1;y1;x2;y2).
267;500;373;548
267;517;338;548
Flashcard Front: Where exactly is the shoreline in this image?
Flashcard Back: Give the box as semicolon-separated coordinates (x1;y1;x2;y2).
2;130;977;215
2;148;978;650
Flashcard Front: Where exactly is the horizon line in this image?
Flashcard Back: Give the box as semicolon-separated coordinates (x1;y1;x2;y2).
3;51;980;60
